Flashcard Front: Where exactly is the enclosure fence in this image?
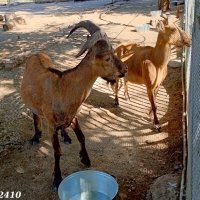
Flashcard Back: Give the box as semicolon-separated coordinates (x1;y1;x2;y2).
0;0;71;4
184;0;200;199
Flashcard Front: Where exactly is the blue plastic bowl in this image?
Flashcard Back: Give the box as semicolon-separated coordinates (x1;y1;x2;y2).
58;170;118;200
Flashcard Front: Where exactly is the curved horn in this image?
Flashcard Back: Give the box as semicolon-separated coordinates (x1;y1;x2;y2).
67;20;100;38
67;20;112;57
76;31;112;57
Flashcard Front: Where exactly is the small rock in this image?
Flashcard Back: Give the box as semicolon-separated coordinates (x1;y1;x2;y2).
168;60;181;68
146;174;181;200
174;164;182;171
3;59;16;70
16;166;25;174
145;140;152;144
131;186;136;190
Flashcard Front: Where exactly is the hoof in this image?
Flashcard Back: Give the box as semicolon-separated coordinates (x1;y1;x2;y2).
124;94;130;101
61;130;72;145
156;126;161;133
30;131;41;145
124;97;130;101
114;99;119;106
63;140;71;145
30;138;39;145
53;177;62;191
80;151;91;167
63;136;72;145
114;102;119;106
154;124;161;133
81;157;91;167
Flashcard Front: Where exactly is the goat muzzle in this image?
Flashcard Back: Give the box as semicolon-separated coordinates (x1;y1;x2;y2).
184;39;192;47
118;64;128;78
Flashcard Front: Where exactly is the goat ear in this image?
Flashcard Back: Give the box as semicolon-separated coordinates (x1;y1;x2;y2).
160;14;168;25
156;20;165;32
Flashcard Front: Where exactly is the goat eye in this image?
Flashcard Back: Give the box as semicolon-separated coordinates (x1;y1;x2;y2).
105;57;111;62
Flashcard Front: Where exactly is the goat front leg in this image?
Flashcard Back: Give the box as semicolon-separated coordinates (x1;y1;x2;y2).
154;85;160;96
50;125;62;190
30;113;42;144
124;78;130;101
114;78;119;106
149;85;160;115
147;88;160;132
71;117;91;167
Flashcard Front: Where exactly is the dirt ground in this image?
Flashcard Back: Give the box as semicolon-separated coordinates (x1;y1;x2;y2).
0;0;183;200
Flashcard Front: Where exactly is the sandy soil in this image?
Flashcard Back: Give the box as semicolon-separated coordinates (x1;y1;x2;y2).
0;1;183;199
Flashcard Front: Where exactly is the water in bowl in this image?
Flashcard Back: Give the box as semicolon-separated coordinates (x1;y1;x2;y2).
69;191;112;200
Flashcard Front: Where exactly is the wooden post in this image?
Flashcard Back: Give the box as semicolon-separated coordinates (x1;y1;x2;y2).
3;20;15;31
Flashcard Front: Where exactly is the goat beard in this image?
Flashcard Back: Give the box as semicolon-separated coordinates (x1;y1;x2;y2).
102;77;116;85
102;77;116;92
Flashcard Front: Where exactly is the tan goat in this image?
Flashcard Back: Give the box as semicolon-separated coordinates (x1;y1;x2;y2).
20;20;127;189
113;19;191;131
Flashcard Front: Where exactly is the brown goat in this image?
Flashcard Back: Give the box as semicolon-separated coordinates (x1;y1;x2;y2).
113;20;191;131
21;21;127;189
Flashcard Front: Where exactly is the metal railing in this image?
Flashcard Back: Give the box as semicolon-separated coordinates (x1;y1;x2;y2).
0;0;34;4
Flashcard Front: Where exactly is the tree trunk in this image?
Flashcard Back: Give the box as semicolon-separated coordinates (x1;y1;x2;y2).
159;0;170;11
0;15;4;21
158;0;162;10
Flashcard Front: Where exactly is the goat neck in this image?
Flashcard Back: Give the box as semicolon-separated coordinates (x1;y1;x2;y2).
60;51;99;102
153;32;171;68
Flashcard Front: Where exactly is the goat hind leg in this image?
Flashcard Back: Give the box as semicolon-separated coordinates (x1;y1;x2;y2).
61;127;72;144
149;86;160;116
114;79;119;106
147;88;161;132
51;125;62;190
124;79;130;100
30;113;42;144
71;117;91;167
